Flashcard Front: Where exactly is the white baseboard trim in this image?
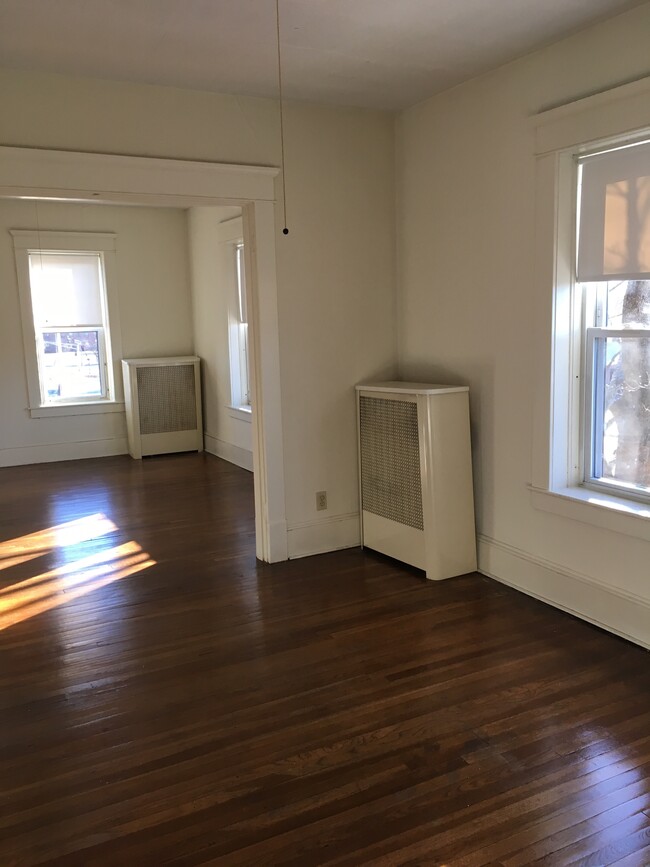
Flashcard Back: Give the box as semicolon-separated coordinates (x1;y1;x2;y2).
478;533;650;650
0;437;128;467
267;519;289;563
287;512;360;559
204;432;253;472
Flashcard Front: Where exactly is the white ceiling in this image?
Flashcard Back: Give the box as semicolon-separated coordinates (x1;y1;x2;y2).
0;0;645;110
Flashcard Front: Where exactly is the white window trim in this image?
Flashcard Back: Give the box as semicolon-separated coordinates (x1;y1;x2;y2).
216;217;252;413
583;324;650;499
531;75;650;536
227;405;252;422
233;242;251;408
11;230;124;417
28;402;126;419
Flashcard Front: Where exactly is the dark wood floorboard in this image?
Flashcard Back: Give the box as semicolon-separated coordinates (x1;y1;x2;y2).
0;453;649;866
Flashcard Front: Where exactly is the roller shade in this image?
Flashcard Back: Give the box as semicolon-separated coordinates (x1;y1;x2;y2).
578;140;650;282
28;252;104;327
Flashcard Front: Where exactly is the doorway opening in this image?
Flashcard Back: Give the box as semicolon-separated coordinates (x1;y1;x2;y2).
0;146;288;563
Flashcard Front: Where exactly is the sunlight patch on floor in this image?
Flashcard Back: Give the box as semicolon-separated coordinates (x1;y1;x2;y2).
0;515;155;630
0;513;118;559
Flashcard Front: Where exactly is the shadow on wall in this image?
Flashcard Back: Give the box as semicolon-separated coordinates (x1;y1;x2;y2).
399;360;495;539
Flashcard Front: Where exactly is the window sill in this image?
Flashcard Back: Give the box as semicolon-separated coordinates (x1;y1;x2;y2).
529;484;650;543
29;401;125;419
227;405;252;422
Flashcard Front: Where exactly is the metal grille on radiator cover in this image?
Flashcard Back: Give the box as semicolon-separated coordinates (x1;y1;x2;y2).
359;396;423;530
136;365;197;435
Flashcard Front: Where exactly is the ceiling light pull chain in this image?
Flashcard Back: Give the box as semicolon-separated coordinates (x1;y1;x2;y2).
275;0;289;235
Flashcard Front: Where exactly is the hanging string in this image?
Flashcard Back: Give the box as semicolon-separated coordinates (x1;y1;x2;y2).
275;0;289;235
34;197;45;288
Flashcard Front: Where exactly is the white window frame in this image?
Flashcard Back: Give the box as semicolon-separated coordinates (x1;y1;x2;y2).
232;241;251;410
11;230;124;418
36;322;109;403
583;322;650;503
530;75;650;540
218;216;251;421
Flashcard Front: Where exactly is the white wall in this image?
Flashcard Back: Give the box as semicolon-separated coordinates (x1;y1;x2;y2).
0;69;397;553
188;207;254;471
0;198;192;465
397;3;650;645
276;101;397;555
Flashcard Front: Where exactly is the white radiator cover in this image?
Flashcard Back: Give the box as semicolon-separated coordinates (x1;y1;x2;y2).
122;356;203;459
356;381;477;581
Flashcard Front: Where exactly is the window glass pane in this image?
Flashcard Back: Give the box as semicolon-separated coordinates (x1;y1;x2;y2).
40;329;103;400
605;279;650;327
240;321;250;405
236;244;247;324
29;252;103;327
595;335;650;489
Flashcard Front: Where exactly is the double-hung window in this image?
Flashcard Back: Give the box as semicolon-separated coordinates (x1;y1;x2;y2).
229;240;251;410
29;251;109;402
531;78;650;538
12;231;122;415
577;141;650;501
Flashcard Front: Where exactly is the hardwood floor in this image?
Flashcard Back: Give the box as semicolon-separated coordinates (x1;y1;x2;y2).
1;453;649;866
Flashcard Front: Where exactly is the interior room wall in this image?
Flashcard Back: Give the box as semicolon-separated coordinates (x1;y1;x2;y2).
187;207;254;471
0;70;397;554
396;2;650;645
0;198;192;466
276;100;397;555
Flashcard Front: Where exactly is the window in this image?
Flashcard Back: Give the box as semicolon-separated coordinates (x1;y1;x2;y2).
29;251;109;403
12;231;123;416
530;77;650;535
229;241;251;409
577;141;650;501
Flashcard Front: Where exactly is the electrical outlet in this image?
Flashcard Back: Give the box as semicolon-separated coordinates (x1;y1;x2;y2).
316;491;327;511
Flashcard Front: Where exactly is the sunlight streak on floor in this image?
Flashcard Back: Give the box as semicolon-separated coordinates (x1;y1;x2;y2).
0;540;156;630
0;514;119;559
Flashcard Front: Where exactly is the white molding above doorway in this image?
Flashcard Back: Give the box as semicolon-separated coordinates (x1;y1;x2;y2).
0;145;277;204
0;145;288;563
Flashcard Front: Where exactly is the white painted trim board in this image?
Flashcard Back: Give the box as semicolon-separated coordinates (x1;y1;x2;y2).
287;513;360;559
204;432;253;472
0;437;128;467
478;533;650;650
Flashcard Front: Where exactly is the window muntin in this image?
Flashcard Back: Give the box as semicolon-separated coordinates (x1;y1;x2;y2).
27;250;112;404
